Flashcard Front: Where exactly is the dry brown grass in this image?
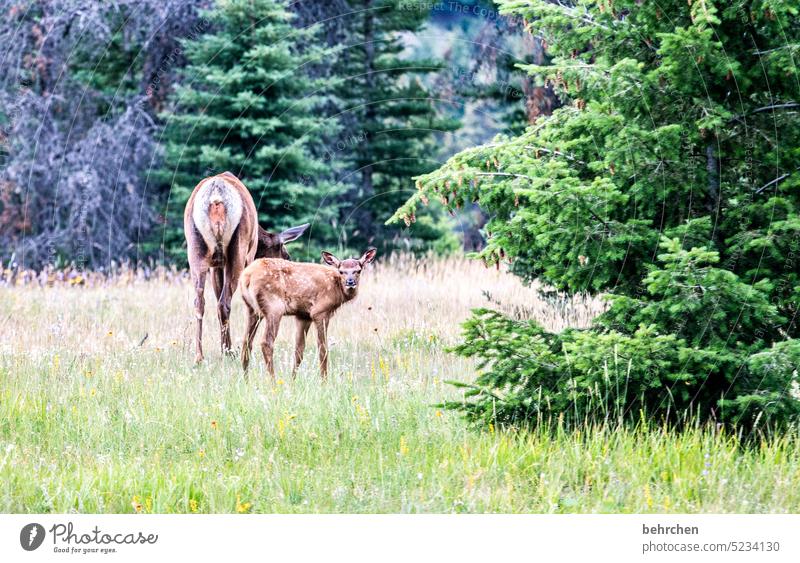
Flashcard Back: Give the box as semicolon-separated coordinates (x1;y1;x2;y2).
0;254;604;361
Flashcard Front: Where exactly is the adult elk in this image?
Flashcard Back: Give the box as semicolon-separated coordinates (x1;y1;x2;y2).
184;171;308;363
239;248;377;379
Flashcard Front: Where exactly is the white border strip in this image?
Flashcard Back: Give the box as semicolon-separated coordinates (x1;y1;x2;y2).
1;514;798;562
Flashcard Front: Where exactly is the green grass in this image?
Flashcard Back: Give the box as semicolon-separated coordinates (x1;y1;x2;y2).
1;257;799;513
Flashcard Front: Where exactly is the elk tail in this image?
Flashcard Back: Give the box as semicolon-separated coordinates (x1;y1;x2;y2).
239;273;257;313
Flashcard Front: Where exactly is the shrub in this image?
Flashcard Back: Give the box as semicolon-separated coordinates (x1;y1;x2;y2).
447;240;800;430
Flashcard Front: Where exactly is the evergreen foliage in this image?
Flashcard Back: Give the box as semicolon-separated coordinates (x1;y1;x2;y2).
159;0;344;260
395;0;800;430
335;0;460;253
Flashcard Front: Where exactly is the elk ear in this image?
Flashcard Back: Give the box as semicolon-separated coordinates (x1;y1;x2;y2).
359;247;377;266
255;226;280;259
321;251;340;267
279;223;309;244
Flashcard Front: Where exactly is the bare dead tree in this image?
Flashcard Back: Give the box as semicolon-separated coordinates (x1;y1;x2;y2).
0;0;210;270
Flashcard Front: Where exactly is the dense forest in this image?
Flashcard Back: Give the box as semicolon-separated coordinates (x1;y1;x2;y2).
0;0;544;269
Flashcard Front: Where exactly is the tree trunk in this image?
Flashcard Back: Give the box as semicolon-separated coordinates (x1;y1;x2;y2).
361;0;375;197
706;143;723;250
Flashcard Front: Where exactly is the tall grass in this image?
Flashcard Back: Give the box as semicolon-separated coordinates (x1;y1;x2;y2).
1;256;799;513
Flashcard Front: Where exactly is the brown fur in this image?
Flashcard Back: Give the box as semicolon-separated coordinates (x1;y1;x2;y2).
184;172;260;362
208;201;227;239
256;225;290;260
184;172;309;363
239;248;377;379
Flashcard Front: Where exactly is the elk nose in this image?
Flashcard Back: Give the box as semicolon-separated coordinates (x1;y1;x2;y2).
345;279;357;287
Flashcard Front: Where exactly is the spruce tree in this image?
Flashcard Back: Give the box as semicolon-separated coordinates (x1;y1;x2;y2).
394;0;800;430
335;0;460;252
159;0;343;260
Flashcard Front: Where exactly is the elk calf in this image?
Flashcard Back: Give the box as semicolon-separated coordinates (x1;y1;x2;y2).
184;171;308;363
239;248;377;378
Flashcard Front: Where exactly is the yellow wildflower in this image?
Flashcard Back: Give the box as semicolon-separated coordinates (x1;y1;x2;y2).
236;496;252;513
399;436;409;456
354;402;369;423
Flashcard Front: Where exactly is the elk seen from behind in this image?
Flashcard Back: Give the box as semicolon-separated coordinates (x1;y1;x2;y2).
184;171;308;363
240;247;378;378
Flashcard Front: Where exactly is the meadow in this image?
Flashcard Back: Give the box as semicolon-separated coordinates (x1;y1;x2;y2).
1;256;800;513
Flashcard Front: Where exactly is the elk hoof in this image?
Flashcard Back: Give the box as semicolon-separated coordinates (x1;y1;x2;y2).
194;353;204;364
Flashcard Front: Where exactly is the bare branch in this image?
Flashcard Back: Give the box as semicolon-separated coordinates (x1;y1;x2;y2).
748;102;799;115
754;167;800;195
0;0;210;269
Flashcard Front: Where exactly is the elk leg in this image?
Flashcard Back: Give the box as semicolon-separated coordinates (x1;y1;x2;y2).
219;253;242;354
260;311;281;380
210;267;232;355
241;302;261;373
192;266;209;364
219;301;232;355
314;316;330;380
293;318;312;377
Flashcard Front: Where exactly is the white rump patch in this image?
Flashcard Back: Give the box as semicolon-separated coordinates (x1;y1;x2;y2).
192;177;244;252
